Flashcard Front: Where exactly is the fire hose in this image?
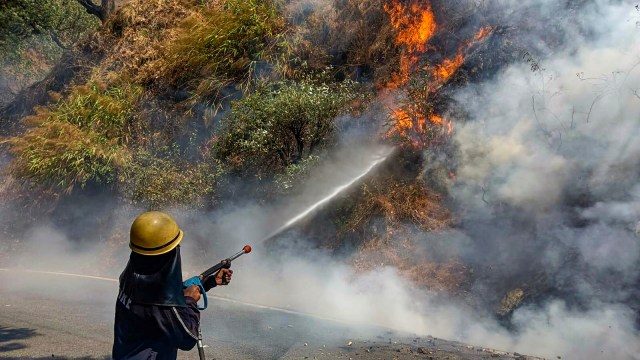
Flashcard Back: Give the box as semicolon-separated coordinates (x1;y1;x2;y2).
183;245;252;360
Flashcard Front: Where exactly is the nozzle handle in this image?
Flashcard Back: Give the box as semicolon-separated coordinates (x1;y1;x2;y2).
199;245;252;279
183;276;208;310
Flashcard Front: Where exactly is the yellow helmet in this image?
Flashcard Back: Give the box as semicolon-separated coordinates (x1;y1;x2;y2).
129;211;184;255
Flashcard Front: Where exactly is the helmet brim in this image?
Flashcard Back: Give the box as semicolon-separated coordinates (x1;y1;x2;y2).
129;229;183;256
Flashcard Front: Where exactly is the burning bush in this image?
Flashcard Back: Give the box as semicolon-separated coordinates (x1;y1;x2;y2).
335;175;464;293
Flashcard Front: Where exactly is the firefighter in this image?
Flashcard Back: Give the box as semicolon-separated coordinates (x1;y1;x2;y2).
112;211;233;360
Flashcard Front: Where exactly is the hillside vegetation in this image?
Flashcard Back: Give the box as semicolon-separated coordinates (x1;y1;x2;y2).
2;0;370;206
0;0;547;306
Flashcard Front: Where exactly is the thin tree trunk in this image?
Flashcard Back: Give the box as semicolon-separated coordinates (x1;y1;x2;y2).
76;0;114;23
103;0;115;13
47;30;67;50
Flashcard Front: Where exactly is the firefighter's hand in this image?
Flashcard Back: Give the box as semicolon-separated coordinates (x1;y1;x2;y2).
202;269;234;291
216;268;233;286
183;285;201;302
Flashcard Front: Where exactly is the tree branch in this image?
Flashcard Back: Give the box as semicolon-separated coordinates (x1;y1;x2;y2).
481;186;490;205
76;0;107;22
47;29;67;50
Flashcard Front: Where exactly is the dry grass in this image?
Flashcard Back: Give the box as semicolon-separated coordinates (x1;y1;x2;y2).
345;176;452;233
99;0;200;84
341;176;467;294
287;0;400;84
352;227;469;294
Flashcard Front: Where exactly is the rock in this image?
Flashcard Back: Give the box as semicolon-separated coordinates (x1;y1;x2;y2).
417;347;428;354
348;341;353;346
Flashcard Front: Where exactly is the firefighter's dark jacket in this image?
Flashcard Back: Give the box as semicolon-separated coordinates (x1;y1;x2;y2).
113;247;200;360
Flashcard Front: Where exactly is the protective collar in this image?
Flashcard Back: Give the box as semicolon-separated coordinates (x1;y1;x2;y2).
118;246;187;307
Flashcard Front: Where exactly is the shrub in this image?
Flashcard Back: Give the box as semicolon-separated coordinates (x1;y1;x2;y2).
4;120;123;191
0;0;98;58
163;0;285;112
284;0;399;83
273;154;320;193
48;81;143;144
214;77;362;178
3;80;142;191
118;147;219;208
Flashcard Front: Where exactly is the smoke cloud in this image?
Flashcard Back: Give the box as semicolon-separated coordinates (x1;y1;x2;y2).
434;0;640;357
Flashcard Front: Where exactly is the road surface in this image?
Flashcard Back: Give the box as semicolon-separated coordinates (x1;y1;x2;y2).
0;269;536;359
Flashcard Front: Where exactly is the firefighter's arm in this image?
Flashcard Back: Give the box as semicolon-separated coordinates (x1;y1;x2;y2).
153;290;201;351
202;268;233;291
167;298;200;350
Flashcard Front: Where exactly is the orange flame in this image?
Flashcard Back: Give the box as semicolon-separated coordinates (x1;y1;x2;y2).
384;0;436;53
473;25;493;42
384;0;436;88
386;54;418;88
433;51;463;82
386;108;412;137
429;114;444;125
386;108;454;147
384;4;492;148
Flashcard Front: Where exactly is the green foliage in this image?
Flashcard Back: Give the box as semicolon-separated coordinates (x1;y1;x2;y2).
0;0;98;103
3;81;142;191
164;0;285;113
214;76;362;177
274;154;320;193
51;82;144;144
4;119;123;191
119;147;219;208
0;0;98;59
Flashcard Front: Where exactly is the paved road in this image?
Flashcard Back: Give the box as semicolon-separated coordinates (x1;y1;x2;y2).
0;269;532;360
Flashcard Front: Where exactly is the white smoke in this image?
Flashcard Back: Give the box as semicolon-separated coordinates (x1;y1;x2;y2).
440;0;640;357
